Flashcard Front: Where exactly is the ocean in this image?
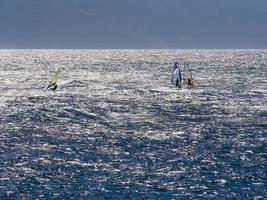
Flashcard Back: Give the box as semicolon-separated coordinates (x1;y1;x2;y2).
0;49;266;199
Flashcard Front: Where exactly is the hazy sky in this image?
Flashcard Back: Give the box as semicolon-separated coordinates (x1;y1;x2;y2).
0;0;266;48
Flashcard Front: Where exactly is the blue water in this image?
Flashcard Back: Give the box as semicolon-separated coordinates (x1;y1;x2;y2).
0;50;266;199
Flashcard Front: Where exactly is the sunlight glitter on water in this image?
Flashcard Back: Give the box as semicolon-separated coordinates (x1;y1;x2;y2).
0;49;266;199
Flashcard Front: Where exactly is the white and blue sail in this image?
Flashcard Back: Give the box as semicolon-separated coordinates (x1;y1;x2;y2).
172;61;179;71
171;62;183;88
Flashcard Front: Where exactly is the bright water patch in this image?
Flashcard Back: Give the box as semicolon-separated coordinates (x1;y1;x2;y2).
0;49;266;199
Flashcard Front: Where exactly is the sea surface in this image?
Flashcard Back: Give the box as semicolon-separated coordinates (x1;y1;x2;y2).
0;49;266;199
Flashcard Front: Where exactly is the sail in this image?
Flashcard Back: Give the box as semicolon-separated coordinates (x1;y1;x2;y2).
171;64;183;88
45;66;61;91
173;62;179;70
178;67;182;81
174;62;178;69
183;63;193;86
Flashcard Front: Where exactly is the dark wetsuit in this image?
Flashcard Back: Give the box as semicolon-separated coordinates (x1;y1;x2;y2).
187;78;193;87
51;84;57;91
176;79;181;89
47;82;57;91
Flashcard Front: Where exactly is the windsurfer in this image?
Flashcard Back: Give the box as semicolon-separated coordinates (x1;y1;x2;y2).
171;62;182;89
187;78;193;87
176;79;181;89
45;66;61;91
50;83;57;91
46;82;57;91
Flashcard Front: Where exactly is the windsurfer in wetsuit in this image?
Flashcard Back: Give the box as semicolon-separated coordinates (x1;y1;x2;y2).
50;83;57;91
176;79;181;89
187;78;193;87
172;73;181;89
171;62;182;89
46;82;57;91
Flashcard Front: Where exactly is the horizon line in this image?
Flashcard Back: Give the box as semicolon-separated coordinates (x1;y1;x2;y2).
0;48;267;50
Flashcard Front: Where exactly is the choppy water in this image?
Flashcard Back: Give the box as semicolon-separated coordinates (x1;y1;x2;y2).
0;49;266;199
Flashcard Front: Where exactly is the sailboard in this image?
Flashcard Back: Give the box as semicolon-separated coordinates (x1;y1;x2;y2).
45;66;61;91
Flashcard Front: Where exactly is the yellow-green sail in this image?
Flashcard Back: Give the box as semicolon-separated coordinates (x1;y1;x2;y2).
53;66;61;83
45;66;61;91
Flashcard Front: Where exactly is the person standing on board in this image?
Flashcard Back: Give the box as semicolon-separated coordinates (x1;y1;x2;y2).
187;78;193;88
47;82;57;91
184;63;193;88
171;62;182;89
45;66;61;91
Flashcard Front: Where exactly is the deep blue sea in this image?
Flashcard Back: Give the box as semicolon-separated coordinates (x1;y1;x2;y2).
0;50;266;199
